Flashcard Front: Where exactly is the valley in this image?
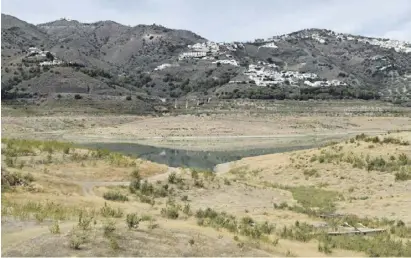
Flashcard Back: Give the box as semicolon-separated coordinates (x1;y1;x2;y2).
2;9;411;258
2;100;411;256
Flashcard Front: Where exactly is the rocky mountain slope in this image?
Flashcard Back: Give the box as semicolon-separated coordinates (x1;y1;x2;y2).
2;13;411;108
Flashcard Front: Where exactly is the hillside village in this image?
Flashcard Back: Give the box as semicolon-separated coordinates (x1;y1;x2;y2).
2;14;411;104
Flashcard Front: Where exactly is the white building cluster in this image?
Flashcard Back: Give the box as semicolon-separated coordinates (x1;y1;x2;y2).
40;60;63;66
179;41;245;60
188;42;219;53
243;63;345;87
24;47;63;66
253;29;411;53
179;51;207;60
24;47;51;62
212;60;238;66
356;38;411;53
259;42;278;49
154;63;180;71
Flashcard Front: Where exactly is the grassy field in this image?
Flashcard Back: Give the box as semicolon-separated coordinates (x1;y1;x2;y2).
1;131;411;256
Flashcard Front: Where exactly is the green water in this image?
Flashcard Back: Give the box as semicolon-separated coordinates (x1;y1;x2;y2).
79;142;315;170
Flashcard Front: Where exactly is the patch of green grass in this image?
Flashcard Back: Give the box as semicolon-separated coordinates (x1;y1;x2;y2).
353;133;409;146
2;138;73;156
320;233;411;257
278;184;341;212
1;199;95;221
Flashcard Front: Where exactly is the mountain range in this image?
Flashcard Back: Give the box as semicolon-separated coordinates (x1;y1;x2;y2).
2;13;411;111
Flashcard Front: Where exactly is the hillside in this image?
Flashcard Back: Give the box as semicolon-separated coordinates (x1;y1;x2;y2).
2;13;411;110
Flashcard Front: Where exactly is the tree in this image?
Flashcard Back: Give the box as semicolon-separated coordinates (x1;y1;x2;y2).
46;52;54;61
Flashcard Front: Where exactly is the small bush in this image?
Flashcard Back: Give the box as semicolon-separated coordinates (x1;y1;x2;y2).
109;237;120;250
74;94;82;100
224;178;231;185
395;170;411;181
140;214;152;221
103;191;129;202
78;212;93;230
1;170;34;191
69;228;89;250
100;203;124;218
126;213;140;229
49;220;60;234
194;179;204;188
138;193;155;205
168;172;177;184
103;220;116;237
161;205;179;219
303;169;319;177
183;203;192;216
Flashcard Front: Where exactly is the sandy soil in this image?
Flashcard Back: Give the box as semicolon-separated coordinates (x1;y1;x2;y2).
3;112;411;150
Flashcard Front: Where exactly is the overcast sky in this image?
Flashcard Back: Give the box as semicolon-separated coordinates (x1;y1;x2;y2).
2;0;411;42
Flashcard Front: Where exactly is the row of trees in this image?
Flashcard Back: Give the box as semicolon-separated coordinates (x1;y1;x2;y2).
219;86;381;101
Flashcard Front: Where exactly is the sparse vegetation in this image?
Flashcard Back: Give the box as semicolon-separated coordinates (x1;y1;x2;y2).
49;220;61;234
100;203;124;218
161;204;179;219
103;191;129;202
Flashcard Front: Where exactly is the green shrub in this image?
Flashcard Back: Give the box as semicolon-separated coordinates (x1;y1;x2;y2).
161;205;179;219
168;172;177;183
103;220;116;237
126;213;140;229
49;220;60;234
194;179;204;188
109;237;120;250
100;203;123;218
1;170;34;191
138;193;155;205
140;180;154;196
183;203;192;215
395;170;411;181
78;212;94;230
103;191;129;202
303;169;318;177
69;228;89;250
129;179;141;193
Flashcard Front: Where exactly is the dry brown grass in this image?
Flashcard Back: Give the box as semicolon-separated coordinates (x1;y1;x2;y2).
225;132;411;224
